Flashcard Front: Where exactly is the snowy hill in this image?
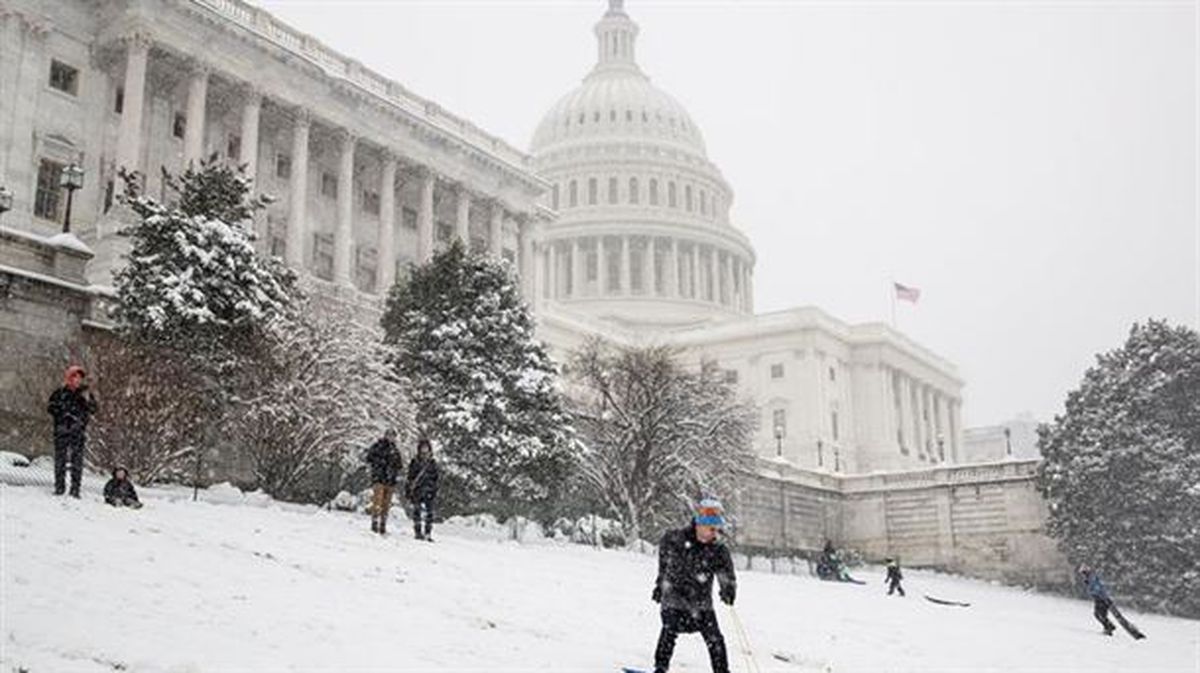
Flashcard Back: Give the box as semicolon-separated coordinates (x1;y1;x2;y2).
2;482;1197;672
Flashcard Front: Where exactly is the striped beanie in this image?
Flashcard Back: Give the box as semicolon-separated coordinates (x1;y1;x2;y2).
693;497;725;527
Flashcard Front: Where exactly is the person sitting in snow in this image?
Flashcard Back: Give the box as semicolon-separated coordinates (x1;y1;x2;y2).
103;466;142;509
47;365;97;498
405;438;439;541
884;558;905;596
365;428;402;535
649;496;737;673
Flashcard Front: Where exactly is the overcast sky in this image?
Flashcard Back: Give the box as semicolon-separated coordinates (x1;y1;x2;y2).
254;0;1197;427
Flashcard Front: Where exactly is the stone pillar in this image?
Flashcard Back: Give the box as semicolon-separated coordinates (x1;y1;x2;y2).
666;238;679;298
518;219;535;303
417;170;435;263
949;400;962;463
183;64;209;165
116;34;151;174
640;237;653;296
488;204;503;256
549;242;560;299
572;238;584;297
333;131;356;287
721;253;734;306
376;153;397;293
691;245;700;300
455;188;471;245
284;110;310;269
597;237;608;296
620;236;631;295
746;267;754;313
707;249;717;303
238;88;262;182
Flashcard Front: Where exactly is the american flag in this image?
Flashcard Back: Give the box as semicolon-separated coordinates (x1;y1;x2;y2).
894;282;921;303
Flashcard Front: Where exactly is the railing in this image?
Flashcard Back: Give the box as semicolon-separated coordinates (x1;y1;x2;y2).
190;0;532;171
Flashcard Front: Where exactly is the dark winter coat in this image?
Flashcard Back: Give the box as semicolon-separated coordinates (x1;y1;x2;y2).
405;456;439;503
103;469;139;506
365;438;403;486
1084;572;1111;601
653;524;737;612
886;563;903;583
47;386;97;441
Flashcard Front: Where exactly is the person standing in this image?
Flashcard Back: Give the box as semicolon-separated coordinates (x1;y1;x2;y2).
47;365;97;498
884;558;905;597
405;438;439;541
365;429;402;535
1078;565;1146;639
650;497;736;673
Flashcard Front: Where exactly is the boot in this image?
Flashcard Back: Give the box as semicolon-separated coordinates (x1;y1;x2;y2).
414;524;424;540
379;519;387;536
371;518;379;533
423;523;433;542
53;486;65;496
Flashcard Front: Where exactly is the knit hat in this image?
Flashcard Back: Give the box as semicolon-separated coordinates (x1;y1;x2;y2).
693;497;725;527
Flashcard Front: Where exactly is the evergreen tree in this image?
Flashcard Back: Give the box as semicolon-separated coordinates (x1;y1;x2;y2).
381;241;576;518
1036;320;1200;617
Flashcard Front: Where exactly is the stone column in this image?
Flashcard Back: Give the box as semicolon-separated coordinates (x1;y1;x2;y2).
518;219;535;303
597;237;609;296
620;236;631;295
746;267;755;313
284;110;310;269
376;153;397;293
721;253;734;306
332;131;356;287
183;63;209;165
238;88;262;182
572;238;584;297
691;245;700;300
707;249;718;303
640;237;653;296
455;188;471;245
949;400;962;463
416;170;435;263
488;204;504;256
549;242;560;299
666;238;679;298
116;33;151;174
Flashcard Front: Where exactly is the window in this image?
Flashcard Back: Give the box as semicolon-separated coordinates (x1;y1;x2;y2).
700;190;707;215
114;86;124;114
569;180;578;207
226;134;241;160
723;370;739;384
832;411;839;441
829;366;837;382
355;245;377;293
609;110;616;122
436;222;452;242
685;185;693;211
668;182;677;208
587;178;597;205
770;363;784;380
312;233;334;280
48;60;79;96
772;409;787;438
402;207;418;230
625;110;633;122
649;179;659;205
586;246;598;281
103;179;114;214
321;172;337;199
34;159;64;221
551;183;559;210
172;112;186;139
608;177;618;204
363;189;380;215
275;153;291;179
629;177;639;204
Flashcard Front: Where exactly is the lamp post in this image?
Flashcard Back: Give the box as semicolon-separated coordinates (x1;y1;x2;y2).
59;163;84;233
817;439;824;469
1003;427;1012;457
774;425;783;457
937;433;946;462
0;186;12;222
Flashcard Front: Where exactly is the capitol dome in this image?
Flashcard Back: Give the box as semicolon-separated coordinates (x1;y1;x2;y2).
529;0;755;329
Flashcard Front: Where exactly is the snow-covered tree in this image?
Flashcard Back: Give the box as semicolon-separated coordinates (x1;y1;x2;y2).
231;301;414;502
1036;320;1200;617
568;340;756;544
381;241;577;517
113;158;296;350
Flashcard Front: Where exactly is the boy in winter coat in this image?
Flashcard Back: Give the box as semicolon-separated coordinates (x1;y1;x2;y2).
885;558;905;596
47;365;97;498
365;429;402;535
103;467;142;509
405;438;439;541
650;497;737;673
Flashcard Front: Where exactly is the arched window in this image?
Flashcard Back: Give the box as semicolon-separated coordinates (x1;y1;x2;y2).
668;182;677;208
685;185;693;211
608;177;618;204
588;177;598;205
629;177;639;204
700;190;707;215
552;183;560;210
649;179;659;205
569;180;578;207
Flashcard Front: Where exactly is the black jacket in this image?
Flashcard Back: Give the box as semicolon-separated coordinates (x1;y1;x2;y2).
405;456;439;502
48;386;97;440
886;564;903;583
103;471;139;505
654;524;736;611
365;438;402;485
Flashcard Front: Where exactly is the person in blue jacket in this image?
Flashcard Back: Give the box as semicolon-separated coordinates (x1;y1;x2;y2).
1079;565;1116;635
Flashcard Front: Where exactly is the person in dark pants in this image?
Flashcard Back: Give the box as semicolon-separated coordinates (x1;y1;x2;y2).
365;429;402;535
650;497;736;673
47;365;97;498
103;466;142;509
885;558;905;596
405;438;439;541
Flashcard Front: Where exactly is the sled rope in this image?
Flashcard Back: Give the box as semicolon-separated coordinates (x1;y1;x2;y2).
727;605;763;673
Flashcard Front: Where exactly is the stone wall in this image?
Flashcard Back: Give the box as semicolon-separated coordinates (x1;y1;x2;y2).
734;458;1070;588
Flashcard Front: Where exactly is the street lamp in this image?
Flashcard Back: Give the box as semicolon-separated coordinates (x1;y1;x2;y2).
816;439;824;469
0;186;12;221
773;425;783;457
59;163;84;233
937;434;946;462
1003;427;1012;457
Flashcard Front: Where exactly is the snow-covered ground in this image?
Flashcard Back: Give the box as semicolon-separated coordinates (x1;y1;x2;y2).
2;481;1197;673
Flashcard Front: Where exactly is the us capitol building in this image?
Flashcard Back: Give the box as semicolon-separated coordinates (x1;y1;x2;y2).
0;0;1066;584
